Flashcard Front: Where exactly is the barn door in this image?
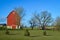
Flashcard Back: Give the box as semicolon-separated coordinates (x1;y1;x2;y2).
12;25;16;29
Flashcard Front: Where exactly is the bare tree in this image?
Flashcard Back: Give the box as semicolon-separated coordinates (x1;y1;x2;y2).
29;12;38;30
14;7;25;29
0;17;6;22
34;13;42;29
41;11;52;30
33;11;52;35
41;11;52;35
14;7;25;19
54;16;60;30
29;17;37;30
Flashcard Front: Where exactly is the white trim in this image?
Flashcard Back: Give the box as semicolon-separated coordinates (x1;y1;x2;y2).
7;25;20;29
19;26;20;29
16;25;18;29
7;26;12;29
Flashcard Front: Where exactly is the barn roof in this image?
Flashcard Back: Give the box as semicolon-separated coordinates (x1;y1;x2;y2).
7;10;20;18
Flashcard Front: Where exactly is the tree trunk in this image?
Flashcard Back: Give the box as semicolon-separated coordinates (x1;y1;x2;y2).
43;25;47;36
31;27;33;30
42;25;45;30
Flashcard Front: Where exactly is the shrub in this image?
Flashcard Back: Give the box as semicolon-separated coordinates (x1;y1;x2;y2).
0;26;6;30
43;30;47;36
6;29;9;35
24;29;30;36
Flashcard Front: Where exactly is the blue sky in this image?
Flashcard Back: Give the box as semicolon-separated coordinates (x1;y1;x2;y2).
0;0;60;26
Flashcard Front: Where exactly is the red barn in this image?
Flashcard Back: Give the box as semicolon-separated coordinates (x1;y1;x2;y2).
7;10;20;29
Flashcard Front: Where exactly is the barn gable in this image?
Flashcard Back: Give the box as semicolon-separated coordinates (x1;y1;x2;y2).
7;10;21;29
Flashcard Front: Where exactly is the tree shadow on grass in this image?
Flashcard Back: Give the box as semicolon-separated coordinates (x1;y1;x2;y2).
43;35;52;36
9;34;16;35
29;35;52;37
29;35;41;37
6;33;17;35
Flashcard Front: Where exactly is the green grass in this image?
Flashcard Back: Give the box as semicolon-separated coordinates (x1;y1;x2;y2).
0;30;60;40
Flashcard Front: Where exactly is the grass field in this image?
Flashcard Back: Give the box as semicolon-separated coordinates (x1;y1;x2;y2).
0;29;60;40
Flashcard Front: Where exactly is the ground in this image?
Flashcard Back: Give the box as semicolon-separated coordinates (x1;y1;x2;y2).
0;29;60;40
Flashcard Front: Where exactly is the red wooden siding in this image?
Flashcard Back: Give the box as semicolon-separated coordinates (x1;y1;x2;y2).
7;10;20;29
